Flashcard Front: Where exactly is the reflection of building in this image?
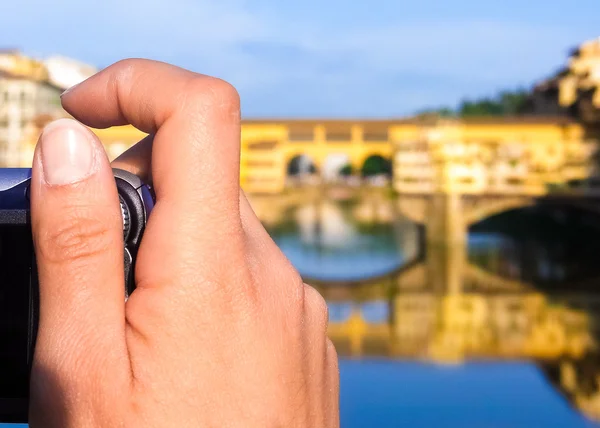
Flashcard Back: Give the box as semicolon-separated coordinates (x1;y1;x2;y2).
318;241;600;422
0;50;64;167
324;269;596;364
542;355;600;422
295;202;357;249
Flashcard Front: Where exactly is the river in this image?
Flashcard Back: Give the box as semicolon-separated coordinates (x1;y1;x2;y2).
261;188;600;428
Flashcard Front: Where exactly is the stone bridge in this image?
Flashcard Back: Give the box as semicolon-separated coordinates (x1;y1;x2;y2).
396;192;600;245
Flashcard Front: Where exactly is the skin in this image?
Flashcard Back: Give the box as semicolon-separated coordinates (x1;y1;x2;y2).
28;59;340;427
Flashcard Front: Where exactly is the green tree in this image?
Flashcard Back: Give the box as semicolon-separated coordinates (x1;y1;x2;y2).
459;89;529;117
415;107;456;118
416;88;530;118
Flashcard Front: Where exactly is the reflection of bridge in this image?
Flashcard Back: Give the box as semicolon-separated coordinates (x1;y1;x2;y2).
316;244;600;360
315;244;600;422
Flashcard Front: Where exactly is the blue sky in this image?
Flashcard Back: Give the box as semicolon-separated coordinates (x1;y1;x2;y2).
1;0;598;117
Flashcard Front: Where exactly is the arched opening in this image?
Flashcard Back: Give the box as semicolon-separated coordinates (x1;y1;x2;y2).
361;154;392;185
468;205;600;287
322;153;355;184
287;154;318;185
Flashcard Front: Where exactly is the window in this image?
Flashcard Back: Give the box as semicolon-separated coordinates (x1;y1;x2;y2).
288;127;314;142
507;178;523;185
363;128;388;142
248;141;278;150
326;128;351;142
245;160;275;168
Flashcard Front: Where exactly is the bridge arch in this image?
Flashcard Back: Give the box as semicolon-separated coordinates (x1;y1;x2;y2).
466;197;600;227
287;154;318;176
322;153;352;182
360;154;393;178
465;197;534;226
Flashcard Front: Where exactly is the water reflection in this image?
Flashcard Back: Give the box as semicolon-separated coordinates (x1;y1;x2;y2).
255;189;600;426
258;188;420;281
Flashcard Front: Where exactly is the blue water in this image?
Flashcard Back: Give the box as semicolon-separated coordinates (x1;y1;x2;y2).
340;360;600;428
275;233;408;281
4;361;597;428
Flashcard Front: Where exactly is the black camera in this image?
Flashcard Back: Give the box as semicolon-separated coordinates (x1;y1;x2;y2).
0;168;153;423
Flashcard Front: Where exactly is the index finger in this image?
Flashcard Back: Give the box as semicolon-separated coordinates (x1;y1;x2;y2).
61;59;242;228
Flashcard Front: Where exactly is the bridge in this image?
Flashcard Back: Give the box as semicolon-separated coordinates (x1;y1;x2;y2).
239;116;598;194
242;117;600;246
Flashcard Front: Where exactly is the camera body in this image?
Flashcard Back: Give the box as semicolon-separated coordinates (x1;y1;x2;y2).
0;168;153;423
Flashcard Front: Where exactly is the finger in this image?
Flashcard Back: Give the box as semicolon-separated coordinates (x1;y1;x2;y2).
302;285;331;426
62;59;242;237
111;133;155;184
114;136;259;246
325;339;341;428
29;119;130;418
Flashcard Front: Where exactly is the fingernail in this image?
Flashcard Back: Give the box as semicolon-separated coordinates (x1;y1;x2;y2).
60;82;79;97
40;119;96;185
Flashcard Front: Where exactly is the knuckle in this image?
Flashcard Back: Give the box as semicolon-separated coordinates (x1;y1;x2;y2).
184;77;240;117
304;284;329;328
326;338;339;367
36;208;117;264
283;269;307;312
112;58;138;71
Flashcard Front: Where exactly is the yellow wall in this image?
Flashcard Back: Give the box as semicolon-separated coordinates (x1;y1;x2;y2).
393;118;594;195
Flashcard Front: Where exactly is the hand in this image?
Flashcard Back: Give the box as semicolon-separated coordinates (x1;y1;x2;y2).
28;59;339;427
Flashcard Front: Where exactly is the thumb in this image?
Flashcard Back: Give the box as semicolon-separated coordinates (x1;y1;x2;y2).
29;119;130;425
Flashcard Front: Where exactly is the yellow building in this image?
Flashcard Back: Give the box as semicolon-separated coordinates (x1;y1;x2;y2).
393;117;595;195
531;37;600;124
0;50;64;167
559;37;600;111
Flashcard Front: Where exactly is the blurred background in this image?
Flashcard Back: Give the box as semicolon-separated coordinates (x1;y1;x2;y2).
2;1;600;427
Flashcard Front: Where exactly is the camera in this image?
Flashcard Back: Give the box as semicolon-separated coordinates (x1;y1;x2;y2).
0;168;153;423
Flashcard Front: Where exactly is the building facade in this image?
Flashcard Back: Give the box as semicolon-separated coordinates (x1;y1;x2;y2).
529;37;600;124
0;51;66;166
0;72;63;167
393;117;595;196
